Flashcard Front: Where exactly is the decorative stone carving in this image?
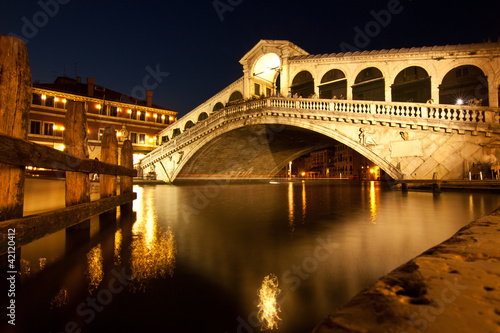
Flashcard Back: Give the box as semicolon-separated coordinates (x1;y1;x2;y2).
400;131;409;141
359;128;377;147
177;151;184;164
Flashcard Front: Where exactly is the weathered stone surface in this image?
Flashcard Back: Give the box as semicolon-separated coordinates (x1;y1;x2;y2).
312;208;500;333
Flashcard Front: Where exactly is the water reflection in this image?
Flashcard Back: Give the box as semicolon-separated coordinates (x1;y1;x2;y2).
20;259;31;276
39;257;47;270
301;182;307;223
130;187;177;291
8;180;500;333
287;183;294;232
114;228;122;265
86;244;103;293
287;182;308;232
50;286;69;309
257;274;282;331
369;181;378;224
130;225;177;291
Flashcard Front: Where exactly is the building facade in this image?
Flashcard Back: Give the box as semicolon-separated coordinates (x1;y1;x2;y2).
294;144;378;180
29;77;177;167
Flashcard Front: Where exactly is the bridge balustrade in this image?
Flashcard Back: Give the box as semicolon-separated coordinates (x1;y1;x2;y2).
145;97;499;168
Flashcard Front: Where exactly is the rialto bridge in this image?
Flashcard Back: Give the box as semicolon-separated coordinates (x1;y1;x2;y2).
139;40;500;182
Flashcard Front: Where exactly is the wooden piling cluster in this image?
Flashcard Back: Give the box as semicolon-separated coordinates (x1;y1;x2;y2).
0;36;137;255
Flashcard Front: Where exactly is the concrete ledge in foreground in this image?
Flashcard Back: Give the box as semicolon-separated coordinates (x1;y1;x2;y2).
312;207;500;333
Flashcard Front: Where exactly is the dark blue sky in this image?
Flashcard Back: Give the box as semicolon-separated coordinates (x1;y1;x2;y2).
1;0;499;116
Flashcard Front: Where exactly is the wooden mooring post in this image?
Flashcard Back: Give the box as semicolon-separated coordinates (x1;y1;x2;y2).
65;100;91;230
0;36;32;222
120;140;134;214
100;127;118;223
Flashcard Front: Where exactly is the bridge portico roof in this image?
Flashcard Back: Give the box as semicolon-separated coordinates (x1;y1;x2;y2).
239;39;309;66
289;41;500;61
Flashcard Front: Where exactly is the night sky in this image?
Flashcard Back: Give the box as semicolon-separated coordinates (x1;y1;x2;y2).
1;0;499;117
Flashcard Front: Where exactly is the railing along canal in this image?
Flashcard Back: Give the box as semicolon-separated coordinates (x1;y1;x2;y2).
0;36;136;255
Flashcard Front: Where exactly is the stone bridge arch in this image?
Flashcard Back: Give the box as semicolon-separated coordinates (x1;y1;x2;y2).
142;97;500;183
172;116;404;182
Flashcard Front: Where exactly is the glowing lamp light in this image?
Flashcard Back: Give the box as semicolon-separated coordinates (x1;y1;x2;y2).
59;126;65;131
53;125;58;130
62;99;67;103
161;115;165;120
41;94;47;100
97;104;102;109
145;112;149;117
137;111;141;116
153;114;157;118
54;97;59;102
457;99;464;105
301;172;306;176
117;108;121;112
148;138;154;143
127;109;132;114
169;116;174;121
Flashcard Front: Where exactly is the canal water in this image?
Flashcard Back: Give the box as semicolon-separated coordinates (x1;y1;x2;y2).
2;179;500;333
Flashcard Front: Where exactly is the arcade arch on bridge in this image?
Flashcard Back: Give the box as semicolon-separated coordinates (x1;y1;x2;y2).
184;120;195;130
353;67;385;101
439;65;489;106
392;66;431;103
198;112;208;121
291;70;315;98
213;102;224;113
319;69;347;99
228;91;243;103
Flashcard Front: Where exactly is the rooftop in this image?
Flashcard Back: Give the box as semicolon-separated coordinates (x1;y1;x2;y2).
34;77;175;112
290;41;500;60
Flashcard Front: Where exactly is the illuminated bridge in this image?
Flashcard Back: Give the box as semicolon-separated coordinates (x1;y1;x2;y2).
139;40;500;183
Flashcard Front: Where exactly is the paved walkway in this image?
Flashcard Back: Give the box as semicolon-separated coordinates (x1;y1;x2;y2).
312;207;500;333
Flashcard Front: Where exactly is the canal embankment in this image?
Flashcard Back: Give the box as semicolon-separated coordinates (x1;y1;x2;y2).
312;205;500;333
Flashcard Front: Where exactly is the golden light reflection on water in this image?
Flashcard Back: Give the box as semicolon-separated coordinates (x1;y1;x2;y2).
50;286;69;309
301;182;307;223
20;259;30;276
130;188;177;291
114;229;122;266
130;225;177;291
287;182;308;231
257;274;282;331
369;181;378;224
287;183;295;232
86;244;103;293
